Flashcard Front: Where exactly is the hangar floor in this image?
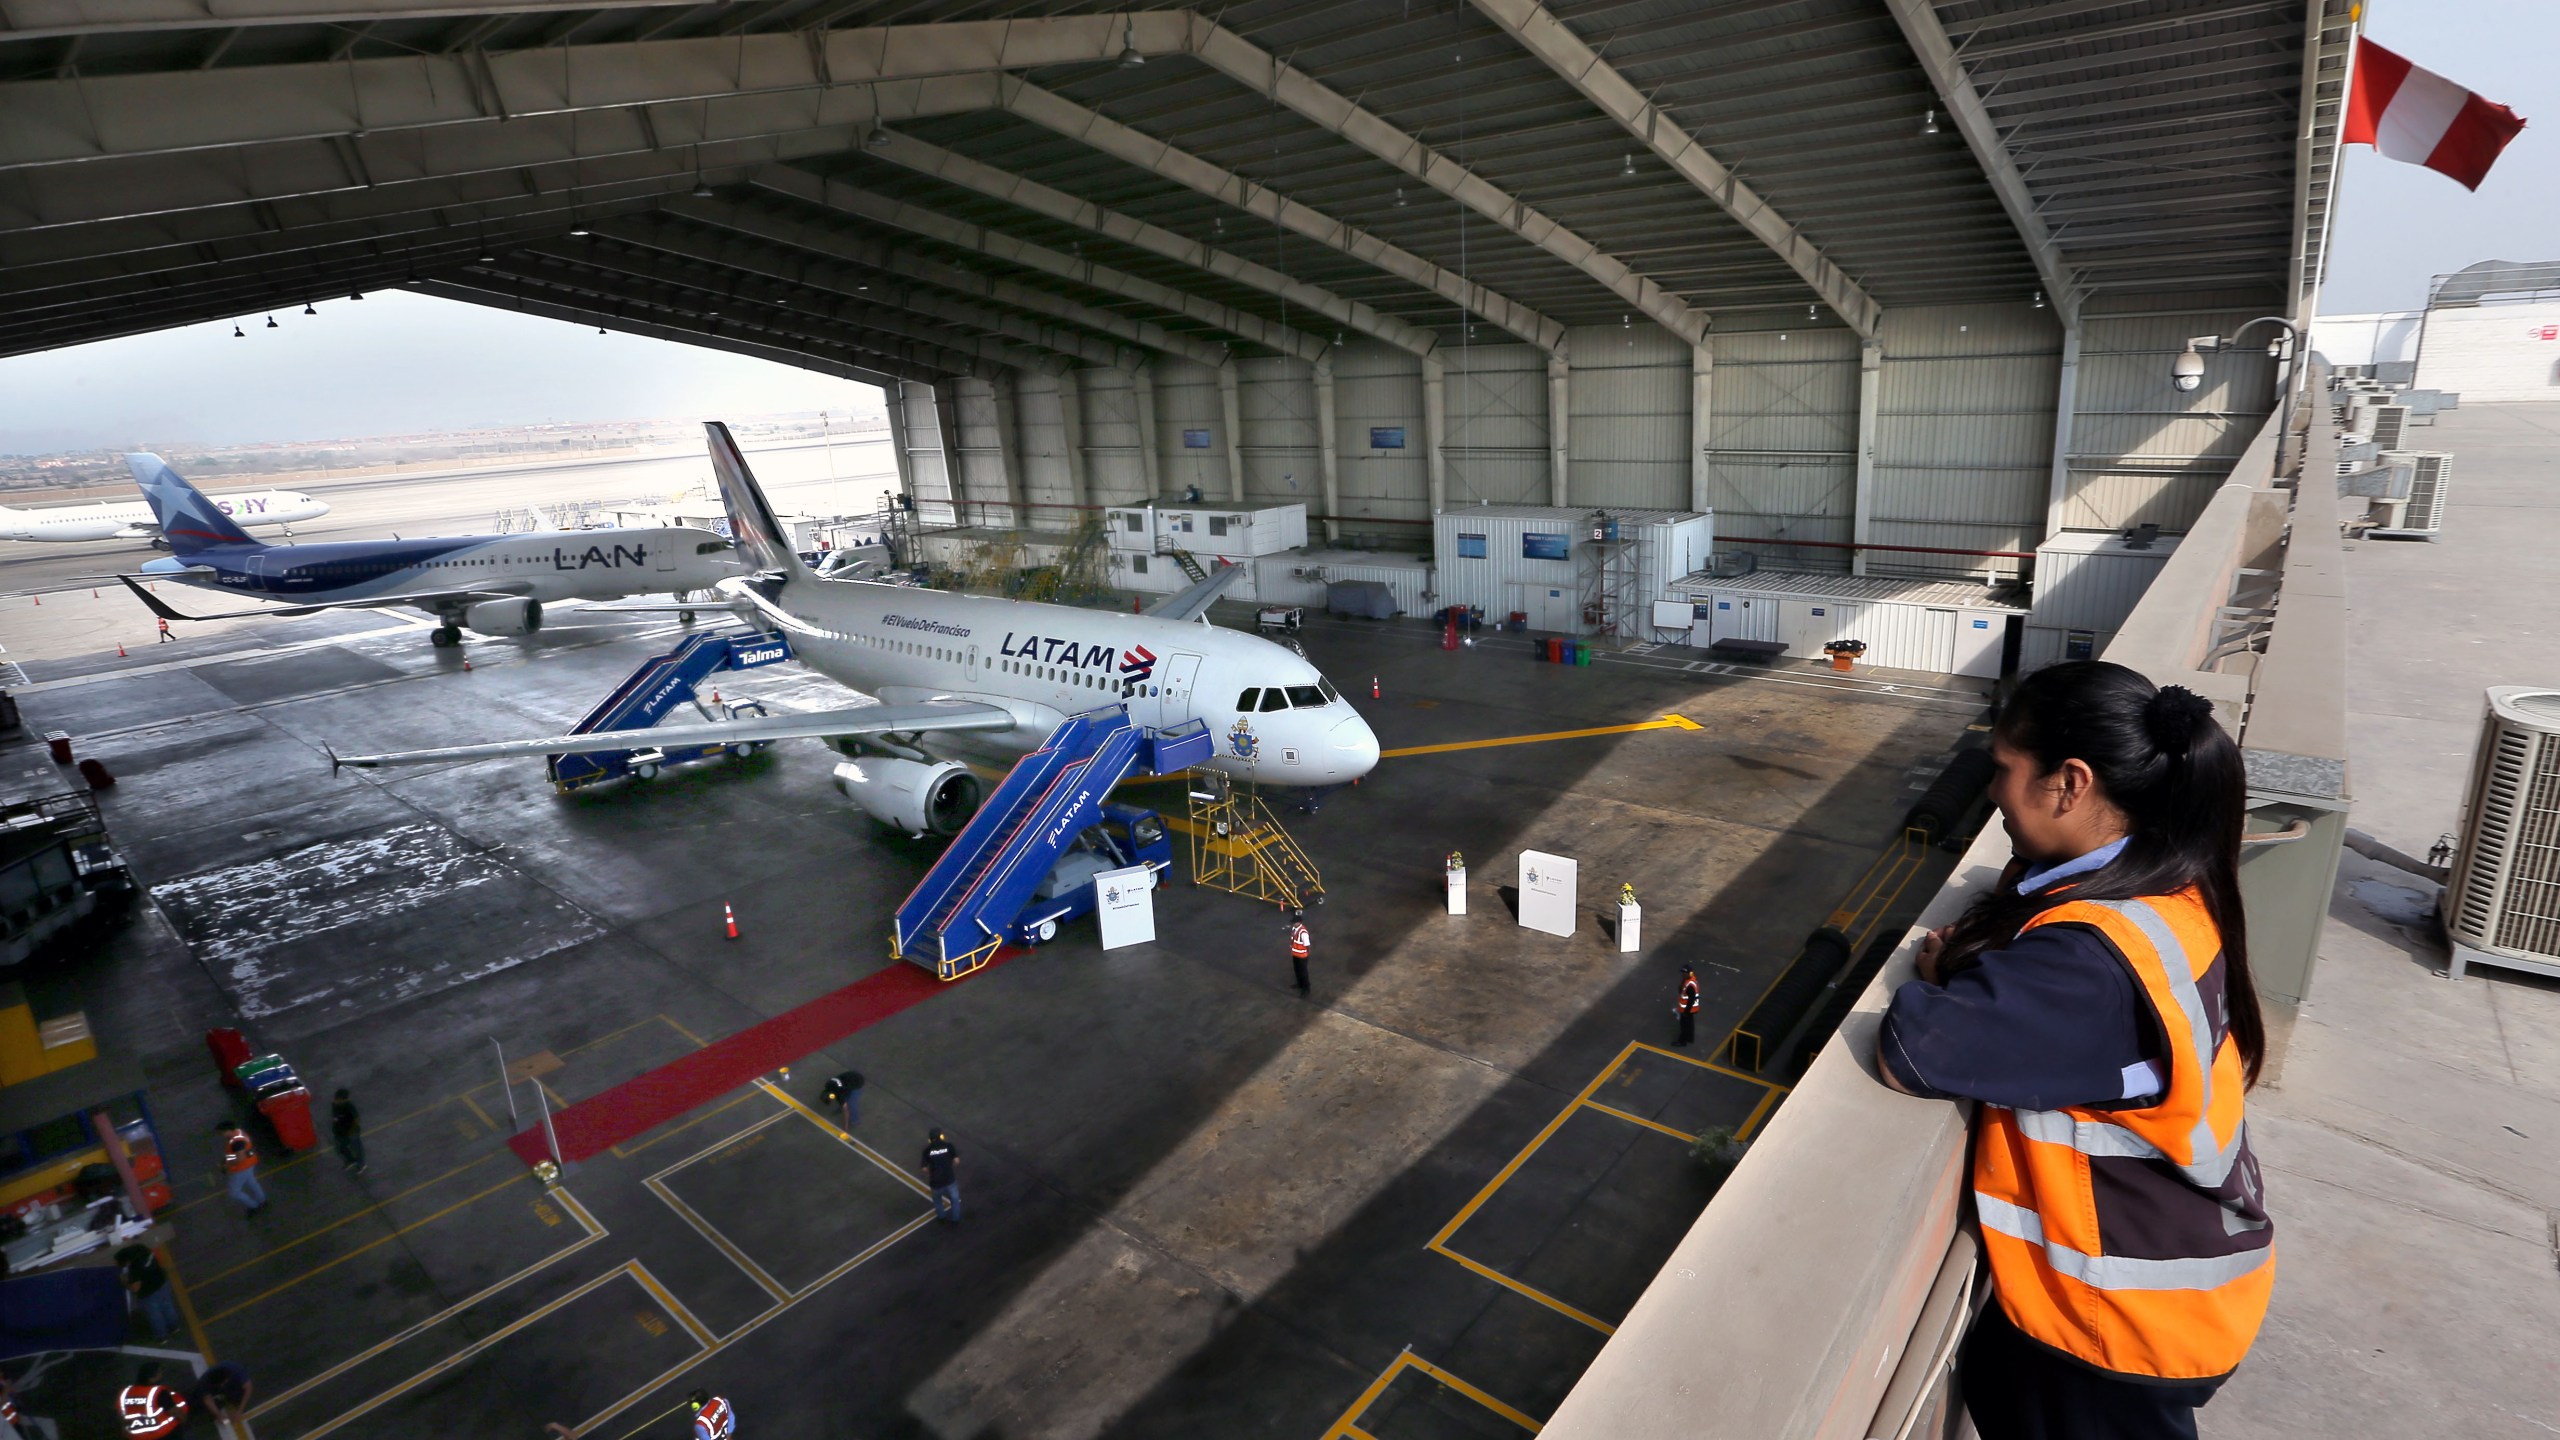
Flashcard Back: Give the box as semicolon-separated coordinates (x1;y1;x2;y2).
7;594;1981;1439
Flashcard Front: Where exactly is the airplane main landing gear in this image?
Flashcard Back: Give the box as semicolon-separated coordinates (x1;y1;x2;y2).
431;625;463;648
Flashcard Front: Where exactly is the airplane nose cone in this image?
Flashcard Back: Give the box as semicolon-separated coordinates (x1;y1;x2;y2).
1329;714;1380;776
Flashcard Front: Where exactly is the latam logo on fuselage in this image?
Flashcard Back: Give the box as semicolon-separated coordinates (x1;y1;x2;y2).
550;543;649;570
999;632;1154;682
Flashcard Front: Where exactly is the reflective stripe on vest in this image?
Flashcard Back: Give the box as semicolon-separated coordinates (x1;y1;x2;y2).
1289;926;1309;958
1973;890;2274;1381
120;1385;187;1438
222;1133;256;1173
1675;981;1701;1015
694;1395;736;1439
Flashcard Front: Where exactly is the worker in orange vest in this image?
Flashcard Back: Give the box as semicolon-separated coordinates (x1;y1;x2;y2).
116;1363;188;1438
688;1389;736;1440
217;1120;269;1215
1673;966;1702;1048
1286;909;1311;997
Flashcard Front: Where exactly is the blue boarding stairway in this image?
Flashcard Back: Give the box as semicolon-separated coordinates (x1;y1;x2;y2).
894;710;1213;980
549;630;795;792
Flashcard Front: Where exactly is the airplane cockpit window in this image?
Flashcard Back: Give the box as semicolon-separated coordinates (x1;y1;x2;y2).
1318;679;1340;704
1285;685;1326;708
696;540;733;554
1258;689;1290;712
1237;688;1260;710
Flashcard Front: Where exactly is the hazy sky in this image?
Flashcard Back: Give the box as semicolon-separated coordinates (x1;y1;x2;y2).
0;291;886;454
2319;1;2560;315
0;5;2546;453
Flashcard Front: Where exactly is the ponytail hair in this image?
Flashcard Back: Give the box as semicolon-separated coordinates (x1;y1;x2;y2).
1935;661;2265;1085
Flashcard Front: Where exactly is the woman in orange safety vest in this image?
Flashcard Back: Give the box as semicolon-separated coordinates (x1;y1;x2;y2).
1879;661;2272;1439
117;1363;188;1438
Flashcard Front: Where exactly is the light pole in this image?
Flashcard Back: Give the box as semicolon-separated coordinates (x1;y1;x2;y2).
2172;316;2305;478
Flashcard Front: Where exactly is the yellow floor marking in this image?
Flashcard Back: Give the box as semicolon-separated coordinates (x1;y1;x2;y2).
610;1090;767;1160
161;1244;217;1365
1580;1098;1708;1143
1427;1040;1787;1336
1381;713;1701;759
458;1092;496;1133
750;1077;932;1197
198;1171;530;1325
169;1089;478;1215
190;1151;509;1288
573;1209;937;1437
1322;1349;1543;1438
290;1262;647;1440
655;1011;711;1047
629;1260;718;1348
247;1184;607;1419
647;1177;792;1303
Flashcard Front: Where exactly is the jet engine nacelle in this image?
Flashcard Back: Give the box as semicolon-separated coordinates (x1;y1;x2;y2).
832;757;981;837
464;596;544;636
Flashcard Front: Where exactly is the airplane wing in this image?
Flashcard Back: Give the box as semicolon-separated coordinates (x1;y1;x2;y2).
118;573;522;621
329;698;1016;770
1145;562;1248;623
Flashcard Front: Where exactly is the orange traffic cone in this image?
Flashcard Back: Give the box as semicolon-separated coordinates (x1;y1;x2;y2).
91;589;98;598
723;903;740;940
117;643;127;657
462;658;473;672
711;689;721;706
31;594;37;606
1370;676;1380;699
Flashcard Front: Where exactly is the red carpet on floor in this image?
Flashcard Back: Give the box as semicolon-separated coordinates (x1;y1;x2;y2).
509;955;1007;1166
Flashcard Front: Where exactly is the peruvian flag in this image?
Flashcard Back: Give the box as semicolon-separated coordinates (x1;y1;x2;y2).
2344;38;2526;191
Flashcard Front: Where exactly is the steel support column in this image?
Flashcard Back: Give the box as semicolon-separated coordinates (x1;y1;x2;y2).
1057;368;1090;513
1313;356;1342;544
1547;352;1571;508
1217;363;1246;505
1424;355;1450;518
2045;325;2083;541
1851;340;1884;577
1134;366;1164;498
1691;343;1715;515
991;374;1027;530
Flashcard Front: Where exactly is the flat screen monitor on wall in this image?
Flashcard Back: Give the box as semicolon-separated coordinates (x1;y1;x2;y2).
1523;532;1570;560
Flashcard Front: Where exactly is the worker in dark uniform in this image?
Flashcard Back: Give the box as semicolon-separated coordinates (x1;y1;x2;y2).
331;1087;367;1174
116;1363;186;1438
820;1069;865;1134
192;1360;252;1439
1287;909;1311;997
1674;966;1703;1048
688;1389;736;1440
921;1129;960;1223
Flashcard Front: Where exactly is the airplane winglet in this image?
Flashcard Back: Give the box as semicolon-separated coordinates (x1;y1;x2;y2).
116;573;191;621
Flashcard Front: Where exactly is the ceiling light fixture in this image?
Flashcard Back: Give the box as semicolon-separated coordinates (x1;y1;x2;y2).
1808;303;1818;320
864;124;891;151
569;225;591;237
1394;187;1408;208
1119;17;1145;67
1922;107;1939;136
2033;289;2045;309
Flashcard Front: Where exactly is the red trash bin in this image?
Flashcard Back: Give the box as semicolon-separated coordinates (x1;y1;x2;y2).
206;1028;253;1088
44;730;73;764
259;1087;320;1153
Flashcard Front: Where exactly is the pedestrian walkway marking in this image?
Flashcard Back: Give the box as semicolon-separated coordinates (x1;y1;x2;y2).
1425;1039;1784;1336
196;1169;534;1324
1381;713;1701;759
1322;1348;1541;1438
247;1186;607;1423
190;1150;511;1287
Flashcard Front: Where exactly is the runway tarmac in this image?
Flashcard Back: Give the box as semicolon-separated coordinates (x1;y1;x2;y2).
0;434;898;597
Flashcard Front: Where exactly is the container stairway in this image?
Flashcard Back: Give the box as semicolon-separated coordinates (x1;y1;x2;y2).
894;710;1213;980
548;630;795;791
1152;534;1211;584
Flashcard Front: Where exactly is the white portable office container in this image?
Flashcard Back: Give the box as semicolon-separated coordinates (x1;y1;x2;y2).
1254;551;1433;617
1434;504;1712;637
2031;529;2181;635
1665;570;2022;678
1104;500;1309;559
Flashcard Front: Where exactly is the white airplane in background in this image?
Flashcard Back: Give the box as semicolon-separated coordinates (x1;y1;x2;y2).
2;487;327;543
333;422;1382;835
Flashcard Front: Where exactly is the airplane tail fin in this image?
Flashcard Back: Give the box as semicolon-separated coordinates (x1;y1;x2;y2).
702;422;812;581
125;453;257;554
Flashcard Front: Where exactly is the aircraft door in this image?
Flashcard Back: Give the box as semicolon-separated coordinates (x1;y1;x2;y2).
1159;652;1203;722
654;533;677;573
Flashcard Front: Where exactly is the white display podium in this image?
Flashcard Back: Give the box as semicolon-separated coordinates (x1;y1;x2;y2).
1517;850;1578;938
1095;864;1157;950
1447;865;1467;915
1617;900;1641;952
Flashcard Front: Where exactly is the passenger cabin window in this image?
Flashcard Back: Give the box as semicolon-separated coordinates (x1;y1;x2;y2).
1237;688;1259;710
1259;690;1289;712
1286;685;1326;708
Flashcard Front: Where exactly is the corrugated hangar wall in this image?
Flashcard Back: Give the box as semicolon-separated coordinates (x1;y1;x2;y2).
891;294;2278;566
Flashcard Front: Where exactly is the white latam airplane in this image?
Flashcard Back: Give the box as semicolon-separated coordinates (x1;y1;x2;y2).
1;487;327;543
333;422;1382;834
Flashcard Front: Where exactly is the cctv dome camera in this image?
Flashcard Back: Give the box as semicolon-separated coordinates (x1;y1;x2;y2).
2171;346;2206;393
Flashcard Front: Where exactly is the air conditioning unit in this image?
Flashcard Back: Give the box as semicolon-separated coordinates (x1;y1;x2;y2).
2370;451;2452;538
2445;687;2560;981
2369;403;2411;450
